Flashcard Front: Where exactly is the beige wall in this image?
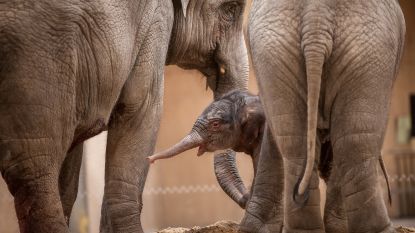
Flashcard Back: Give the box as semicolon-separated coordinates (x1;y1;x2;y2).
382;0;415;217
384;0;415;151
0;177;18;233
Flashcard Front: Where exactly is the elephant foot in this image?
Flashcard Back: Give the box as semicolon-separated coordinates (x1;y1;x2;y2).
342;223;397;233
379;224;397;233
99;197;144;233
324;210;348;233
239;210;283;233
282;228;325;233
239;222;283;233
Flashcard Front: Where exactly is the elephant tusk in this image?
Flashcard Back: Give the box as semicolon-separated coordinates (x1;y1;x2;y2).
219;65;226;75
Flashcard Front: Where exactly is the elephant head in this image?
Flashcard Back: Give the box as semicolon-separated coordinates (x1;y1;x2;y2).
147;90;265;208
166;0;249;99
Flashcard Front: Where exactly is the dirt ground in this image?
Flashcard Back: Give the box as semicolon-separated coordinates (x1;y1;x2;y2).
156;221;239;233
156;221;415;233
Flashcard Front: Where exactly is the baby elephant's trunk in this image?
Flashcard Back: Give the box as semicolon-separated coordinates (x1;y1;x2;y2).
214;150;251;209
147;132;203;164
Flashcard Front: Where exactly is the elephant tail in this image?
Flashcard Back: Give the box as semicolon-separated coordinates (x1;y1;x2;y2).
379;156;392;205
294;2;334;203
293;48;325;204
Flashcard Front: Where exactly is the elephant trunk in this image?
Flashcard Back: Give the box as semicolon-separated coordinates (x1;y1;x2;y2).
213;31;249;99
147;132;204;164
214;148;260;209
214;149;250;209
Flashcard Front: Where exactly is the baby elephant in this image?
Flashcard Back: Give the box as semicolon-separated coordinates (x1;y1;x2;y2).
148;90;265;208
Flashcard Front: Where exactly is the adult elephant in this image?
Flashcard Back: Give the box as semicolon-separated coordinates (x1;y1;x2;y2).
0;0;249;232
243;0;406;233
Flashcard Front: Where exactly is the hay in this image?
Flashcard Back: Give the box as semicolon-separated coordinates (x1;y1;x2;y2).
156;221;238;233
157;221;415;233
397;226;415;233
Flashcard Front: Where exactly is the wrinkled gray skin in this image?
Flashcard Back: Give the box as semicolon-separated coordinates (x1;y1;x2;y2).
0;0;249;232
247;0;405;233
148;90;285;233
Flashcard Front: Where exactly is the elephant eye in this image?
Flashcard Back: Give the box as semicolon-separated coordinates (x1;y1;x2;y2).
220;1;241;22
209;120;222;131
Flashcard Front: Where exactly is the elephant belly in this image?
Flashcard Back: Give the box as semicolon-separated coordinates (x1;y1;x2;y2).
70;118;108;150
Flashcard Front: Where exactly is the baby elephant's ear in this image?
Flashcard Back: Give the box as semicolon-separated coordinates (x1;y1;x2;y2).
239;103;265;144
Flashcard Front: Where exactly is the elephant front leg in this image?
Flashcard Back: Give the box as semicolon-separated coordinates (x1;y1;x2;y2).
59;142;83;224
100;24;167;232
100;93;163;233
240;126;284;233
0;138;69;233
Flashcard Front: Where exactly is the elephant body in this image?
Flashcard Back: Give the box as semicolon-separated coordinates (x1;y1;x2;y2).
0;0;249;232
247;0;405;233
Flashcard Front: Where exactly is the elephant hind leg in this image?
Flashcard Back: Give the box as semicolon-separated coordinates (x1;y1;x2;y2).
323;165;348;233
320;139;348;233
330;111;393;233
0;138;69;233
278;135;324;233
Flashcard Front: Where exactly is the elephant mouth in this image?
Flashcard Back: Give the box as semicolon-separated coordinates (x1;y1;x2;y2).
197;144;207;156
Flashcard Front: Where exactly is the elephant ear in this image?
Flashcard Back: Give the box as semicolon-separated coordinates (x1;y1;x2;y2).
239;102;265;145
181;0;190;17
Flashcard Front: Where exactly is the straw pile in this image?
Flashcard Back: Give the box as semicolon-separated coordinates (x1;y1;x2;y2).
157;221;415;233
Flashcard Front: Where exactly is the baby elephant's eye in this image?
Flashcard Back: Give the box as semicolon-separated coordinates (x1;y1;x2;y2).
209;120;222;131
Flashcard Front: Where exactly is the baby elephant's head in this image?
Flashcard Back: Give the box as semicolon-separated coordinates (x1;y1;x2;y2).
148;90;264;163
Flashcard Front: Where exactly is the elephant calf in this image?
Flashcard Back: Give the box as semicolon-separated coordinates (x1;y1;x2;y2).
148;90;314;232
148;90;266;209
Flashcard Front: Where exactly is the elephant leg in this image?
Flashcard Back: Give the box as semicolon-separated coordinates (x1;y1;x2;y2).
280;137;323;233
330;126;393;232
59;142;83;225
100;82;162;233
330;89;394;233
324;166;347;233
100;15;169;233
266;104;323;232
0;139;68;233
240;126;284;233
260;98;323;233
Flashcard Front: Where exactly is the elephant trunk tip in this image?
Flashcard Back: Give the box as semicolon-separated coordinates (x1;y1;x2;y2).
146;132;204;164
146;156;157;164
